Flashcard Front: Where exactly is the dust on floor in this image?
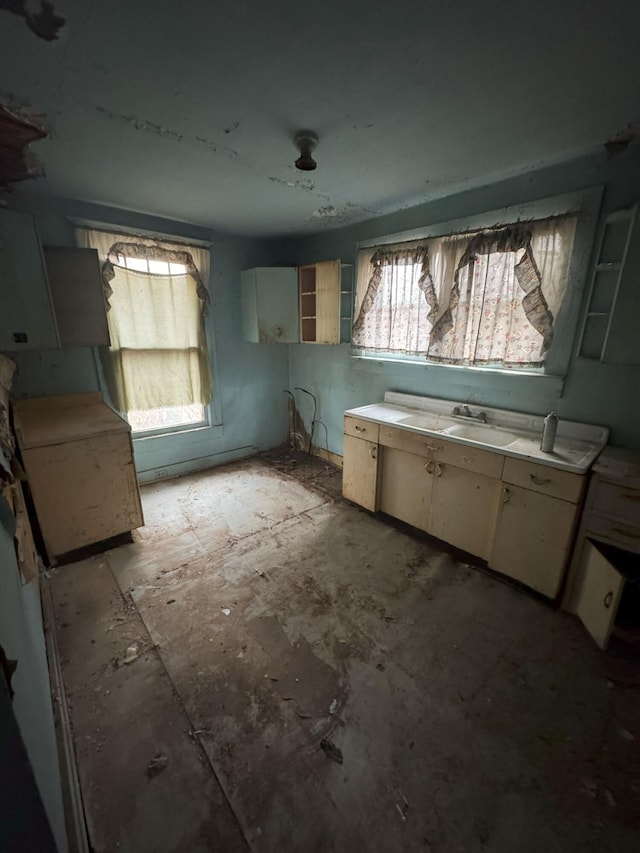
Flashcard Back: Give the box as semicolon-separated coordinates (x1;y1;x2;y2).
49;453;640;853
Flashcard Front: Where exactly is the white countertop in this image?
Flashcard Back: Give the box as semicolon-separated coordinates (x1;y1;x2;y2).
345;392;609;474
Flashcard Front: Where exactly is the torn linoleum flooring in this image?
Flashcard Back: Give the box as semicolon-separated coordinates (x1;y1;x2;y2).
48;455;640;853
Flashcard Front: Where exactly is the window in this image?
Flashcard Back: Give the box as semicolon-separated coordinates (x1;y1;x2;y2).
76;228;213;435
352;214;578;370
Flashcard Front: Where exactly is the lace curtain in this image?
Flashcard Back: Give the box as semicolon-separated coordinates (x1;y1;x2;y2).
351;241;436;354
352;214;577;367
75;227;212;413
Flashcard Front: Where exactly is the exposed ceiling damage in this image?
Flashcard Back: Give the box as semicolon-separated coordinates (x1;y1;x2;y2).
0;99;47;186
1;0;640;237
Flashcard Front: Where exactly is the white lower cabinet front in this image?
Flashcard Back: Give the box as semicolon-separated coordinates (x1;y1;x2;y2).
379;447;433;532
490;484;577;598
430;463;501;560
342;434;379;511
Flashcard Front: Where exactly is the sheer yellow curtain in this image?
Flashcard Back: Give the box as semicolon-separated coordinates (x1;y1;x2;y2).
106;266;211;413
75;227;212;414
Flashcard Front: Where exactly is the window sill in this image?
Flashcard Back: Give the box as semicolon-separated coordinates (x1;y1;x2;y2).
133;423;224;443
350;353;565;397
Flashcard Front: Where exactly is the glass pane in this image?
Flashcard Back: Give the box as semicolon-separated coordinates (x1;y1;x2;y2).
127;403;206;433
125;256;147;272
148;259;170;275
169;262;188;275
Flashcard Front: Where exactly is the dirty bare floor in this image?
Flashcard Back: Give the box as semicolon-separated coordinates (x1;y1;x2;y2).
50;452;640;853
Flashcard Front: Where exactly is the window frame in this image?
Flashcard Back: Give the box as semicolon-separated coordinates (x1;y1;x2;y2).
80;222;222;440
352;187;603;380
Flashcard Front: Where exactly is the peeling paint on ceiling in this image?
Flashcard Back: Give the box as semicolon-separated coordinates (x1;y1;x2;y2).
1;0;640;237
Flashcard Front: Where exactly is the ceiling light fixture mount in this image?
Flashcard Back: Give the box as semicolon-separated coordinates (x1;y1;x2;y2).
294;130;319;171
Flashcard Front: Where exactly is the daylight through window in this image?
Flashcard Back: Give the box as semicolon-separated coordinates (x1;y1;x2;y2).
352;214;578;369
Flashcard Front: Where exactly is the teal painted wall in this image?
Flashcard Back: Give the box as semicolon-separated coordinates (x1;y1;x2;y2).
286;147;640;454
7;194;289;480
0;476;68;852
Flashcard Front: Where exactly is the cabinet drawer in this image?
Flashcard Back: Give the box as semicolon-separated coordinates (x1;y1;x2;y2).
502;457;585;504
379;426;502;478
344;416;379;443
591;480;640;527
586;514;640;554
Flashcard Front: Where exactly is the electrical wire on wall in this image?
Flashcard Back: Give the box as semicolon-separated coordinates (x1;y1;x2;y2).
293;387;330;458
283;390;306;451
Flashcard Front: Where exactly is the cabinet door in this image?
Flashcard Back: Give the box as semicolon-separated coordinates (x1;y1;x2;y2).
342;434;379;511
44;247;110;346
573;540;625;649
490;485;577;598
241;267;298;343
0;209;59;350
430;463;500;560
315;259;341;344
379;447;433;532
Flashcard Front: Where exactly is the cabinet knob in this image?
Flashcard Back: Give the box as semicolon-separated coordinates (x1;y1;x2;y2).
502;487;510;504
369;446;377;459
355;425;365;432
603;591;613;609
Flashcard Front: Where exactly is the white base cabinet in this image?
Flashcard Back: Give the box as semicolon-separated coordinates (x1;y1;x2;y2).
343;417;587;598
342;434;379;511
490;484;578;598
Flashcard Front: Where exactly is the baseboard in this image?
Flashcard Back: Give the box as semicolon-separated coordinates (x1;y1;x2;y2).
311;445;343;468
136;445;257;484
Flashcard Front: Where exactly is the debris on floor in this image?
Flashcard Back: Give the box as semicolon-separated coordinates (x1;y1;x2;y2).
146;754;169;778
120;644;139;665
320;738;343;764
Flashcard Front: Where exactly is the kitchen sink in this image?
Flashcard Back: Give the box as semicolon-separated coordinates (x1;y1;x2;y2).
442;423;519;447
398;414;449;431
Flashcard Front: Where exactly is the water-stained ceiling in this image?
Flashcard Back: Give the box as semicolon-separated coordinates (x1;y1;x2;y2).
1;0;640;236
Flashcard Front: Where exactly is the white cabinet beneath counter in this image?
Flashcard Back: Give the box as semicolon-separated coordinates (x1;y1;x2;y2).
343;414;590;599
342;417;380;511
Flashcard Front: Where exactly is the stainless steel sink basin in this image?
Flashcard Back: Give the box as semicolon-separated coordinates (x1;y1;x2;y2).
442;423;518;447
398;414;449;431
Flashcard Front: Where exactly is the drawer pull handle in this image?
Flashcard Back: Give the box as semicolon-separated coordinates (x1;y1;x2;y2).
502;487;510;504
434;462;442;477
603;591;613;609
354;425;366;432
425;461;434;474
623;493;640;502
425;444;440;452
369;446;377;459
529;474;551;486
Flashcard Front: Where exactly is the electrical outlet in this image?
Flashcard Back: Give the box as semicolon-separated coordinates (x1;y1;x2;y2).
154;468;169;480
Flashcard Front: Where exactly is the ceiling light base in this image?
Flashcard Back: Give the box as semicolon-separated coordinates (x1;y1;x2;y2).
294;130;319;171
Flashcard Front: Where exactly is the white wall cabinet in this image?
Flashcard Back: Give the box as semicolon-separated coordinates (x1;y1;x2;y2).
0;208;59;350
44;246;110;347
241;267;299;343
242;259;348;344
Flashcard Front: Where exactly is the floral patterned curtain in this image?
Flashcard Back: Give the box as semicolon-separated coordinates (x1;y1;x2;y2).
352;214;577;367
351;241;435;354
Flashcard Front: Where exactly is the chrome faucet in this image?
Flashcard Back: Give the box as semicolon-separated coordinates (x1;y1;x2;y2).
452;404;488;424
